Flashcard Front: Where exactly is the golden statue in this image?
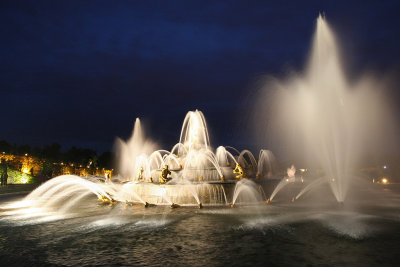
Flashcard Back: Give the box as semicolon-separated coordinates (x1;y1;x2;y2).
233;162;245;179
137;167;144;181
98;194;116;205
159;165;172;183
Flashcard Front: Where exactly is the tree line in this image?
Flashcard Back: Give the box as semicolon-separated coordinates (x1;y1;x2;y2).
0;140;113;169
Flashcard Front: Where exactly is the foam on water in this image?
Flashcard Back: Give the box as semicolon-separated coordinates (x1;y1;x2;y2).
238;208;380;239
310;211;378;239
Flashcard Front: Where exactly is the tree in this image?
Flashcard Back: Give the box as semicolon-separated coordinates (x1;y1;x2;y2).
17;144;31;155
40;161;54;178
0;140;11;153
31;146;43;158
99;151;113;169
42;143;61;161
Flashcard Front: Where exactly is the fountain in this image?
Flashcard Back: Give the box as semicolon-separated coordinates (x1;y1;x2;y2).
254;14;396;203
267;165;298;203
12;109;281;211
1;14;399;267
3;15;395;213
111;109;280;206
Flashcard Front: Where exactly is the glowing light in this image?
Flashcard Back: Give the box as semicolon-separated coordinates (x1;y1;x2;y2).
383;165;387;169
22;168;30;174
382;178;388;184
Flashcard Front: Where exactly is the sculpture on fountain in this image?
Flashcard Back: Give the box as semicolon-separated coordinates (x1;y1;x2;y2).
233;163;245;179
159;165;172;184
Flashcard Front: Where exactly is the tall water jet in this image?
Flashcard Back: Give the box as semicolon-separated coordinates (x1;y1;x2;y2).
180;110;210;152
115;118;157;181
257;150;276;179
254;14;396;203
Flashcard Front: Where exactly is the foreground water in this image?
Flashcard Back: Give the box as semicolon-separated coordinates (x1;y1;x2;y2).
0;184;399;267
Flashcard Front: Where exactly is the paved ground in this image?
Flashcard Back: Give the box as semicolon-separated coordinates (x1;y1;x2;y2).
0;184;39;196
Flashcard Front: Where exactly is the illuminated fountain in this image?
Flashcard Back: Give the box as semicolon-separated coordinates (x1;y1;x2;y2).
13;110;278;212
2;16;399;267
114;110;228;207
5;15;393;214
112;110;273;207
256;14;395;203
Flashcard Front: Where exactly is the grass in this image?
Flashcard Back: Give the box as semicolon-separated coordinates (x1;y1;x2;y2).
0;167;37;184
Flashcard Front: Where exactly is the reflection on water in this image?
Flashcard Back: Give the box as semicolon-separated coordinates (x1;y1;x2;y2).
0;185;400;266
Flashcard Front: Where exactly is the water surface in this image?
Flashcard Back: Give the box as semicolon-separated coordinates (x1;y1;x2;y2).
0;185;399;266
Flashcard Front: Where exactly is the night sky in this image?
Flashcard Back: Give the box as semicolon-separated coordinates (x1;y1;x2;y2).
1;0;399;153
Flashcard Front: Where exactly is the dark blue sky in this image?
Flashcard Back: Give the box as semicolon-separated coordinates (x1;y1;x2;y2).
1;0;399;152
